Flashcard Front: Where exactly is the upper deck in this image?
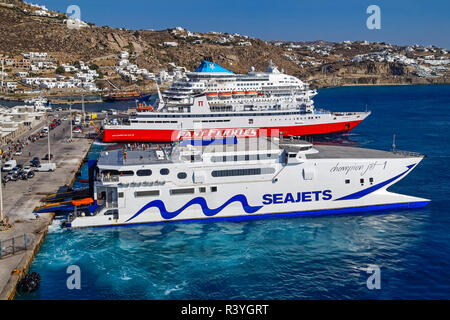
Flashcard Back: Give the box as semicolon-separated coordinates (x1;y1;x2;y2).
96;137;423;171
306;145;424;159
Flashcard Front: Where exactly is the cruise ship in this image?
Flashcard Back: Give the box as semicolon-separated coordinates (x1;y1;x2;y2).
102;61;370;142
63;137;429;228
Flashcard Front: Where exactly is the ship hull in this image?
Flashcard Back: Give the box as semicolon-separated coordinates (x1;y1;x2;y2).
103;94;152;102
66;155;429;228
103;119;364;142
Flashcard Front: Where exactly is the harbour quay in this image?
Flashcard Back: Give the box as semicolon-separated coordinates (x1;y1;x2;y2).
0;112;98;299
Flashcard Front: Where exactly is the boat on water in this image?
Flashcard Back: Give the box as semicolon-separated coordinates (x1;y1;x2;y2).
102;60;370;142
62;137;429;228
102;91;152;102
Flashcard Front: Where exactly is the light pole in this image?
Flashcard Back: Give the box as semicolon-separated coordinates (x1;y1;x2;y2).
0;168;4;224
82;90;85;127
69;102;73;142
47;119;51;164
1;59;4;94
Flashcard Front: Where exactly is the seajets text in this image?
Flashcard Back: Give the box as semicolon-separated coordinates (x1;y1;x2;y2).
262;190;332;205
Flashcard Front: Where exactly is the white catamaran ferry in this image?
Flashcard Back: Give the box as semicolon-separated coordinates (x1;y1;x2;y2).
63;137;429;228
102;60;370;142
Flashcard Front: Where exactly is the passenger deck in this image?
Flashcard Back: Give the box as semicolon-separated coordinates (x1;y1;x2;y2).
307;145;424;159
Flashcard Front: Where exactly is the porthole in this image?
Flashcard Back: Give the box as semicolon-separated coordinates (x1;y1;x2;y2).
137;169;152;176
160;168;169;175
177;172;187;179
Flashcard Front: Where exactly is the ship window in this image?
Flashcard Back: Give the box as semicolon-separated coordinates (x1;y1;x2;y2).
211;186;217;192
118;192;124;198
360;178;364;184
211;167;275;177
120;170;134;176
171;188;195;195
135;190;160;197
345;179;350;184
160;168;169;175
102;170;119;176
177;172;187;179
199;187;206;193
369;177;374;184
137;169;152;176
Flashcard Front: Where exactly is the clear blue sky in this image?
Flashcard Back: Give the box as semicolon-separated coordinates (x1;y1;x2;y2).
34;0;450;48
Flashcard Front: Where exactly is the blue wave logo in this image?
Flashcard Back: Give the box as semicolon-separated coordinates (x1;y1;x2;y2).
335;164;416;201
126;194;263;222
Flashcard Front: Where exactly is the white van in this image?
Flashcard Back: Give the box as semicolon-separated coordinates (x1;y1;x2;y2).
2;160;17;172
35;162;56;172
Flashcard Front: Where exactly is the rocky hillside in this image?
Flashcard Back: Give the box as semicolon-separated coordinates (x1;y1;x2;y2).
1;0;449;89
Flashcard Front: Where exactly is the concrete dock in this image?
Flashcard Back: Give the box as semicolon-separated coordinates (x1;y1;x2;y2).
0;113;97;299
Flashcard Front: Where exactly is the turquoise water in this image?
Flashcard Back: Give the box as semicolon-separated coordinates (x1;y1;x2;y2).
17;85;450;299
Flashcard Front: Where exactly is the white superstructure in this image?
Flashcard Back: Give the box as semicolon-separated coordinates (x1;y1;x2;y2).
64;137;429;228
161;60;316;113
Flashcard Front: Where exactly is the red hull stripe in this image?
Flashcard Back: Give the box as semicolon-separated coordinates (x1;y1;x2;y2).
103;121;363;142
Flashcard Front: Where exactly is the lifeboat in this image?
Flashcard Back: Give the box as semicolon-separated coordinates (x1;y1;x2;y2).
137;102;154;112
205;92;218;100
137;106;154;112
219;92;232;99
245;91;258;96
232;91;245;98
257;92;265;96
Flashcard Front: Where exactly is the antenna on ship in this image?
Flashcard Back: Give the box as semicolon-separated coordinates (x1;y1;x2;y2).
1;59;4;94
392;134;396;153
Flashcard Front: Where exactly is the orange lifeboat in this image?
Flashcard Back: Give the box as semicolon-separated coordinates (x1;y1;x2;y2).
137;105;154;112
205;92;218;100
245;91;258;96
72;197;94;206
219;92;232;99
232;91;245;97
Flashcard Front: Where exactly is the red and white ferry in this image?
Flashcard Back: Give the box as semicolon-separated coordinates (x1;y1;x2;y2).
103;61;370;142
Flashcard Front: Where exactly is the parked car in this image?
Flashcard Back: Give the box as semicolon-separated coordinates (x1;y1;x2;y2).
30;157;40;167
18;170;28;180
23;166;34;173
1;160;17;172
43;154;54;160
35;163;56;172
4;172;18;182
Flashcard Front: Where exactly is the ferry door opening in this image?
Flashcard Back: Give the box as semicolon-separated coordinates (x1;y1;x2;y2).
106;187;118;208
97;186;118;208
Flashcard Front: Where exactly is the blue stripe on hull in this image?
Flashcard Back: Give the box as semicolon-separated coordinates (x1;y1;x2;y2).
79;201;430;229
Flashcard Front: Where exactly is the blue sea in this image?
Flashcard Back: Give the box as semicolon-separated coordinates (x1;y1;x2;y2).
17;85;450;300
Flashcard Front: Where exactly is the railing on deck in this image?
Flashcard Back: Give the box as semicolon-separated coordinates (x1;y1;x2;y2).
98;175;120;182
0;234;31;259
392;150;425;157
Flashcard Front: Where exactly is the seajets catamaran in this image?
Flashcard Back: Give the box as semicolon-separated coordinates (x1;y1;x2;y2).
102;60;370;142
63;137;429;228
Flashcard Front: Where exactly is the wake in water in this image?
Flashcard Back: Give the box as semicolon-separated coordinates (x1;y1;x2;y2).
93;139;116;146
